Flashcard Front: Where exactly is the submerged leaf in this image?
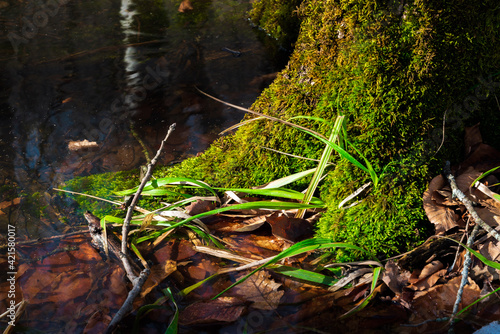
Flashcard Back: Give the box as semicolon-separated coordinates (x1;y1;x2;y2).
233;271;284;310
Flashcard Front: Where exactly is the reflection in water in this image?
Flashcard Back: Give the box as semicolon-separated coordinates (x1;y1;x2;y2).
120;0;141;100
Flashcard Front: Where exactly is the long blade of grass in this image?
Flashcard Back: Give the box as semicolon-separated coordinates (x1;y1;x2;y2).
256;168;318;189
220;116;267;135
135;201;324;243
163;287;179;334
136;188;192;198
115;177;218;199
196;87;328;140
444;237;500;270
346;140;379;187
470;165;500;188
216;187;324;205
296;127;371;175
271;265;338;286
287;115;332;125
179;273;219;297
455;285;500;320
213;238;365;299
296;115;344;218
260;146;324;163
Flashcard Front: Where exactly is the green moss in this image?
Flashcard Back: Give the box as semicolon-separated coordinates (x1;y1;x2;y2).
161;0;500;261
63;169;149;217
67;0;500;261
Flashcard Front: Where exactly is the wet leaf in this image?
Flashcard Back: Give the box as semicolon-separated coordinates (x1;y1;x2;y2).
187;259;218;281
0;197;21;213
178;297;246;325
265;212;314;242
233;270;284;310
141;260;177;298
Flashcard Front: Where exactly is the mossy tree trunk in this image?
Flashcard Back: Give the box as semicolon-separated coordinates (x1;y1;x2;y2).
164;0;500;260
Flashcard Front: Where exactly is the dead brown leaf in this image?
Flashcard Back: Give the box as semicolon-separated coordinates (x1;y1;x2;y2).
233;270;284;310
381;260;410;295
265;212;314;242
423;175;460;234
185;199;216;216
409;276;480;328
178;297;246;325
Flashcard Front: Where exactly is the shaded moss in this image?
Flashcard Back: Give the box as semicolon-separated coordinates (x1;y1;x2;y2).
249;0;303;49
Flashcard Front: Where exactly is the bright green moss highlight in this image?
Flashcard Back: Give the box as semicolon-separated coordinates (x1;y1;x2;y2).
63;169;151;217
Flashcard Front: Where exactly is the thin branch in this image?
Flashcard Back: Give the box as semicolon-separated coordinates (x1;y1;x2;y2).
105;124;175;333
121;123;176;256
105;269;150;334
442;161;496;327
444;161;500;243
195;87;328;141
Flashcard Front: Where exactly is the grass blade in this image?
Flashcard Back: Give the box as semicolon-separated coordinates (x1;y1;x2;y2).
217;187;324;205
213;238;365;299
256;168;318;189
272;265;338;286
470;165;500;188
115;177;218;199
296;115;344;218
444;237;500;270
135;201;324;243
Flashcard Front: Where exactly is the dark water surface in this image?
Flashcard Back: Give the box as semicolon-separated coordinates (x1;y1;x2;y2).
0;0;286;237
0;1;288;331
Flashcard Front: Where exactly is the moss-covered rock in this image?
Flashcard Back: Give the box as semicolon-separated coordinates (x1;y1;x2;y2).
161;0;500;260
67;0;500;261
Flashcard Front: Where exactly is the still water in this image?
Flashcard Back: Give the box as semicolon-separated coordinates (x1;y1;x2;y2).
0;0;287;237
0;0;288;331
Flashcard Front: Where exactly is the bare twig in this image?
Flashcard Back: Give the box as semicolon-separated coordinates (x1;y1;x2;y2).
121;123;176;257
105;269;150;334
443;161;500;243
442;161;495;329
105;124;175;334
